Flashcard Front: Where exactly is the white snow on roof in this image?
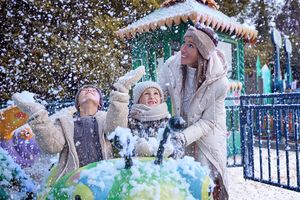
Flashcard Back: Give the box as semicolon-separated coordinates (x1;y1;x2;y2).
121;0;250;32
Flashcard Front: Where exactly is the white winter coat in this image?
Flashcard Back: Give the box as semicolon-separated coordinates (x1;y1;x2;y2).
28;91;129;181
158;50;229;193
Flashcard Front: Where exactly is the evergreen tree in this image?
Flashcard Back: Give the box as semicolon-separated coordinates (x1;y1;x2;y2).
217;0;250;17
253;0;270;42
234;0;283;88
0;147;35;199
0;0;162;102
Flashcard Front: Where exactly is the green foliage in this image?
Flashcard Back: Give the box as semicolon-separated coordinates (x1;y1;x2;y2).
217;0;250;17
244;40;274;73
0;148;35;199
231;0;300;84
1;0;298;100
0;0;162;102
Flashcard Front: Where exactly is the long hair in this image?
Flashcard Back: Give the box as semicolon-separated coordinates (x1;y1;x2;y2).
181;23;218;92
181;53;208;95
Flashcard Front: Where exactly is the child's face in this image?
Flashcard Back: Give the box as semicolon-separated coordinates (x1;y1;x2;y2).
78;87;100;108
138;88;161;107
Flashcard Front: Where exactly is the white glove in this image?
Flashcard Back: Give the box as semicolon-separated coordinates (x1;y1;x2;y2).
12;93;45;116
113;66;145;93
135;138;153;157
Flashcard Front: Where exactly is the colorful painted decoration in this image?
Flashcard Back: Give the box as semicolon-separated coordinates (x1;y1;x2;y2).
45;157;213;200
0;106;40;167
0;106;29;140
0;125;40;167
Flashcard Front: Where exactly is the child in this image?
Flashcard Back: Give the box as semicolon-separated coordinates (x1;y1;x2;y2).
128;81;171;157
12;66;145;181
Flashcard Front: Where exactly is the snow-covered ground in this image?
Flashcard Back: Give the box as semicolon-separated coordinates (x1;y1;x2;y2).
228;146;300;200
228;167;300;200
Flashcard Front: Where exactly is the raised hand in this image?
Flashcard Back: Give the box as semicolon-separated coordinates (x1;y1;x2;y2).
113;66;145;93
12;93;45;116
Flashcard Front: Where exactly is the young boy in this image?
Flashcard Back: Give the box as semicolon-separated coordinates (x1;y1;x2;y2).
12;66;145;181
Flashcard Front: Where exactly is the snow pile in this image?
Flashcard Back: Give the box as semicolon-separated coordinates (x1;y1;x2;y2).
147;137;160;154
178;156;209;179
119;156;210;199
107;127;137;157
0;147;36;199
45;156;212;199
125;159;193;199
80;161;120;191
0;92;30;112
109;126;175;158
12;91;48;107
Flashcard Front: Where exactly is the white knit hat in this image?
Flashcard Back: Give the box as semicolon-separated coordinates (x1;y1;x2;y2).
132;81;164;104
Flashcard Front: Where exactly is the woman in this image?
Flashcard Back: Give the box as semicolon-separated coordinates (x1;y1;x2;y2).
158;24;229;200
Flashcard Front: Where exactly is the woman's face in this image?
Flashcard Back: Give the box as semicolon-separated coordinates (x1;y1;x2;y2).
78;87;100;108
180;36;199;67
138;88;161;107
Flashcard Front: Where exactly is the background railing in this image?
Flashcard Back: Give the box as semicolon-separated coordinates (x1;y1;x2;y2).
240;93;300;192
226;96;242;167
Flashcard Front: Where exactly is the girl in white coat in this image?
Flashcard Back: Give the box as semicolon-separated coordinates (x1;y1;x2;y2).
128;81;170;157
158;24;229;200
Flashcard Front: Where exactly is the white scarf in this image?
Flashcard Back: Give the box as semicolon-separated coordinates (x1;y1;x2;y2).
130;103;169;122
